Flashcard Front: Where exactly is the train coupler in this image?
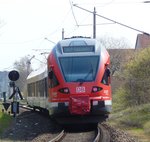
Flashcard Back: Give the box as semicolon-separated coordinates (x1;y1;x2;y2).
69;95;90;115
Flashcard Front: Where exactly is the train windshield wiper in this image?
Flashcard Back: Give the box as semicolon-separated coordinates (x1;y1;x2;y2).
75;68;93;85
85;67;93;78
75;79;85;85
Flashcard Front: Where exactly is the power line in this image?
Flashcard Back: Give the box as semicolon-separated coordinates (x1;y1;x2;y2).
32;49;51;51
44;38;56;44
78;22;115;26
1;66;14;71
69;0;79;26
143;1;150;3
73;4;150;36
33;57;46;64
0;37;43;45
44;7;72;38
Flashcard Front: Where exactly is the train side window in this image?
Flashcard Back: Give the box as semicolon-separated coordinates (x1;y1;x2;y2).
27;84;32;97
48;70;59;88
39;80;43;97
41;79;44;97
33;83;36;96
36;81;39;97
28;83;35;97
44;78;48;97
32;83;35;96
42;79;45;97
38;81;41;97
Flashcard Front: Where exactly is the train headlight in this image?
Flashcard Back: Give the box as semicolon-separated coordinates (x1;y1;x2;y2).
92;86;103;93
59;88;70;94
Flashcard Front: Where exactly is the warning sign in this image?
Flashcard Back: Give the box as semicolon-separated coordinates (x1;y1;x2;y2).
2;102;10;111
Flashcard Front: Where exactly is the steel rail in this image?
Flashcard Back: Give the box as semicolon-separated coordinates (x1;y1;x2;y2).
19;104;33;111
98;124;111;142
49;130;65;142
93;127;100;142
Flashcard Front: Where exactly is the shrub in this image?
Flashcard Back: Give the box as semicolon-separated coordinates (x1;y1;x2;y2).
124;48;150;106
143;121;150;135
112;87;129;112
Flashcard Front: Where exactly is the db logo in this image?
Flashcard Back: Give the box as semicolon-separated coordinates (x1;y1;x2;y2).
76;86;85;93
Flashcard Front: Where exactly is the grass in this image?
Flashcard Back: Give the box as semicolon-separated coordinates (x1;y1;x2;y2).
0;102;12;135
108;103;150;142
127;128;150;142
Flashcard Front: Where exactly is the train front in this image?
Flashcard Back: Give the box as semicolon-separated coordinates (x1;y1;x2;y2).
47;37;112;122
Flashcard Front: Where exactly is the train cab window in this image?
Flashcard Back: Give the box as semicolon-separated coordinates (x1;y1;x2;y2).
59;56;99;82
48;70;59;88
101;67;110;85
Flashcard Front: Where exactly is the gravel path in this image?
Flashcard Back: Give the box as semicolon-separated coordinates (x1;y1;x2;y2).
101;123;139;142
1;110;61;142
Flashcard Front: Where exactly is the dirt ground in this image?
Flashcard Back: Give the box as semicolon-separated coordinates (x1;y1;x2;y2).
0;108;138;142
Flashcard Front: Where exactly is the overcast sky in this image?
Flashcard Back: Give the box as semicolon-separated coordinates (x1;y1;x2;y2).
0;0;150;71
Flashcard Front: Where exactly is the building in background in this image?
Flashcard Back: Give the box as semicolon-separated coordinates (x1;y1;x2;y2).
135;34;150;49
0;71;9;100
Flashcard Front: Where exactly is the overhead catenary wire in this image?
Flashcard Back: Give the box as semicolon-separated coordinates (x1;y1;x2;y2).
78;22;115;26
34;57;46;64
72;0;114;6
69;0;79;27
65;10;92;37
45;7;73;38
44;38;56;44
0;37;44;45
1;66;14;71
143;1;150;3
73;4;150;36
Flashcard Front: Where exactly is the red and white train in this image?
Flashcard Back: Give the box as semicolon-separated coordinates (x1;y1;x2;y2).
27;37;112;123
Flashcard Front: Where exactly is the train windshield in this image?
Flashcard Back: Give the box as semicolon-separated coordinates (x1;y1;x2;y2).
59;56;99;82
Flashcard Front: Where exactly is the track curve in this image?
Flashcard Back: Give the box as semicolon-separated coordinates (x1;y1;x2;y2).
98;124;111;142
48;125;111;142
49;130;65;142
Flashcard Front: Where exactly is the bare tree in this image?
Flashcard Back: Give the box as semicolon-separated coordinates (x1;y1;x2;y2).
98;36;133;76
0;18;6;33
13;56;33;97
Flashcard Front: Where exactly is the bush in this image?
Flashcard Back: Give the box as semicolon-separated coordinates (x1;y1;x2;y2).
144;121;150;135
123;48;150;106
112;87;129;112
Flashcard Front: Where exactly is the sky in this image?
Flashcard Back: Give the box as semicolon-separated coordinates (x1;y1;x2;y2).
0;0;150;71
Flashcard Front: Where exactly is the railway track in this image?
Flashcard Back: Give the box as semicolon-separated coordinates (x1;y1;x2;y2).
48;124;110;142
49;130;65;142
1;103;111;142
98;124;111;142
19;105;111;142
1;105;137;142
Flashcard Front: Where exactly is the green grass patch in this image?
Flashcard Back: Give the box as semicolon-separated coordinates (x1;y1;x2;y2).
0;103;12;135
109;103;150;142
126;128;150;142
